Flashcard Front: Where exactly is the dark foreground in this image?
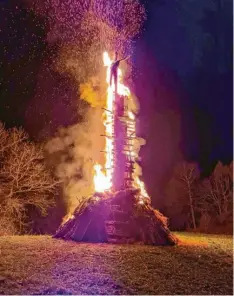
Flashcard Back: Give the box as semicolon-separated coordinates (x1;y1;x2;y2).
0;233;232;295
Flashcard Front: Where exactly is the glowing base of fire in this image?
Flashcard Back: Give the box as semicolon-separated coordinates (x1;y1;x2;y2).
94;163;149;204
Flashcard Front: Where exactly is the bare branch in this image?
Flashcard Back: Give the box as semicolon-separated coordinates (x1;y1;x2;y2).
0;123;59;233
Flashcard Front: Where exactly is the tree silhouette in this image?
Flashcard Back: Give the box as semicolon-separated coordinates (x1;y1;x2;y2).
0;123;58;234
198;161;233;223
164;161;200;229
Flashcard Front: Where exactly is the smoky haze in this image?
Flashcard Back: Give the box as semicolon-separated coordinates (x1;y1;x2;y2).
26;0;146;213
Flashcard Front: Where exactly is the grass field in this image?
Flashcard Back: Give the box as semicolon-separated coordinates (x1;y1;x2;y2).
0;232;232;295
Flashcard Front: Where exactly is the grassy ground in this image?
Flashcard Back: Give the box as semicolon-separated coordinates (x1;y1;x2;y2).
0;232;232;295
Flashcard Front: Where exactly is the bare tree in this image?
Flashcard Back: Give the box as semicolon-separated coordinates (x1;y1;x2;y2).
165;161;200;229
179;162;200;229
198;161;233;223
0;123;59;234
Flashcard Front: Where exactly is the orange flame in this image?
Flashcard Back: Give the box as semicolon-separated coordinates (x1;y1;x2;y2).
126;112;149;200
94;52;149;201
93;163;111;192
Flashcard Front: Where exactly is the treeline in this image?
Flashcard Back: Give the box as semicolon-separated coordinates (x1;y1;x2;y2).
161;161;233;234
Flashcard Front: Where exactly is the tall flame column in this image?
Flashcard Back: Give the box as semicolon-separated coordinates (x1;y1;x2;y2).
94;52;149;201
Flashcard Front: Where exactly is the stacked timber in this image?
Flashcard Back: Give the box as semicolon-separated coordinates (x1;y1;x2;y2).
53;189;178;246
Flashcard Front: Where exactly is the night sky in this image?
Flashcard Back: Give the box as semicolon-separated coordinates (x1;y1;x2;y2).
0;0;233;196
133;0;233;197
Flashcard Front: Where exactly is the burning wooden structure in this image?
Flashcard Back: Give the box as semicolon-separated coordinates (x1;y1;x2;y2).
54;189;177;245
54;52;177;245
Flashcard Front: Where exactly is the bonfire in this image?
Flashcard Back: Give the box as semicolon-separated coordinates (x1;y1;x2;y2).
54;52;177;246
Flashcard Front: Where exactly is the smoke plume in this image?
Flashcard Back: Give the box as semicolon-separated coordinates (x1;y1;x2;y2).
30;0;145;213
